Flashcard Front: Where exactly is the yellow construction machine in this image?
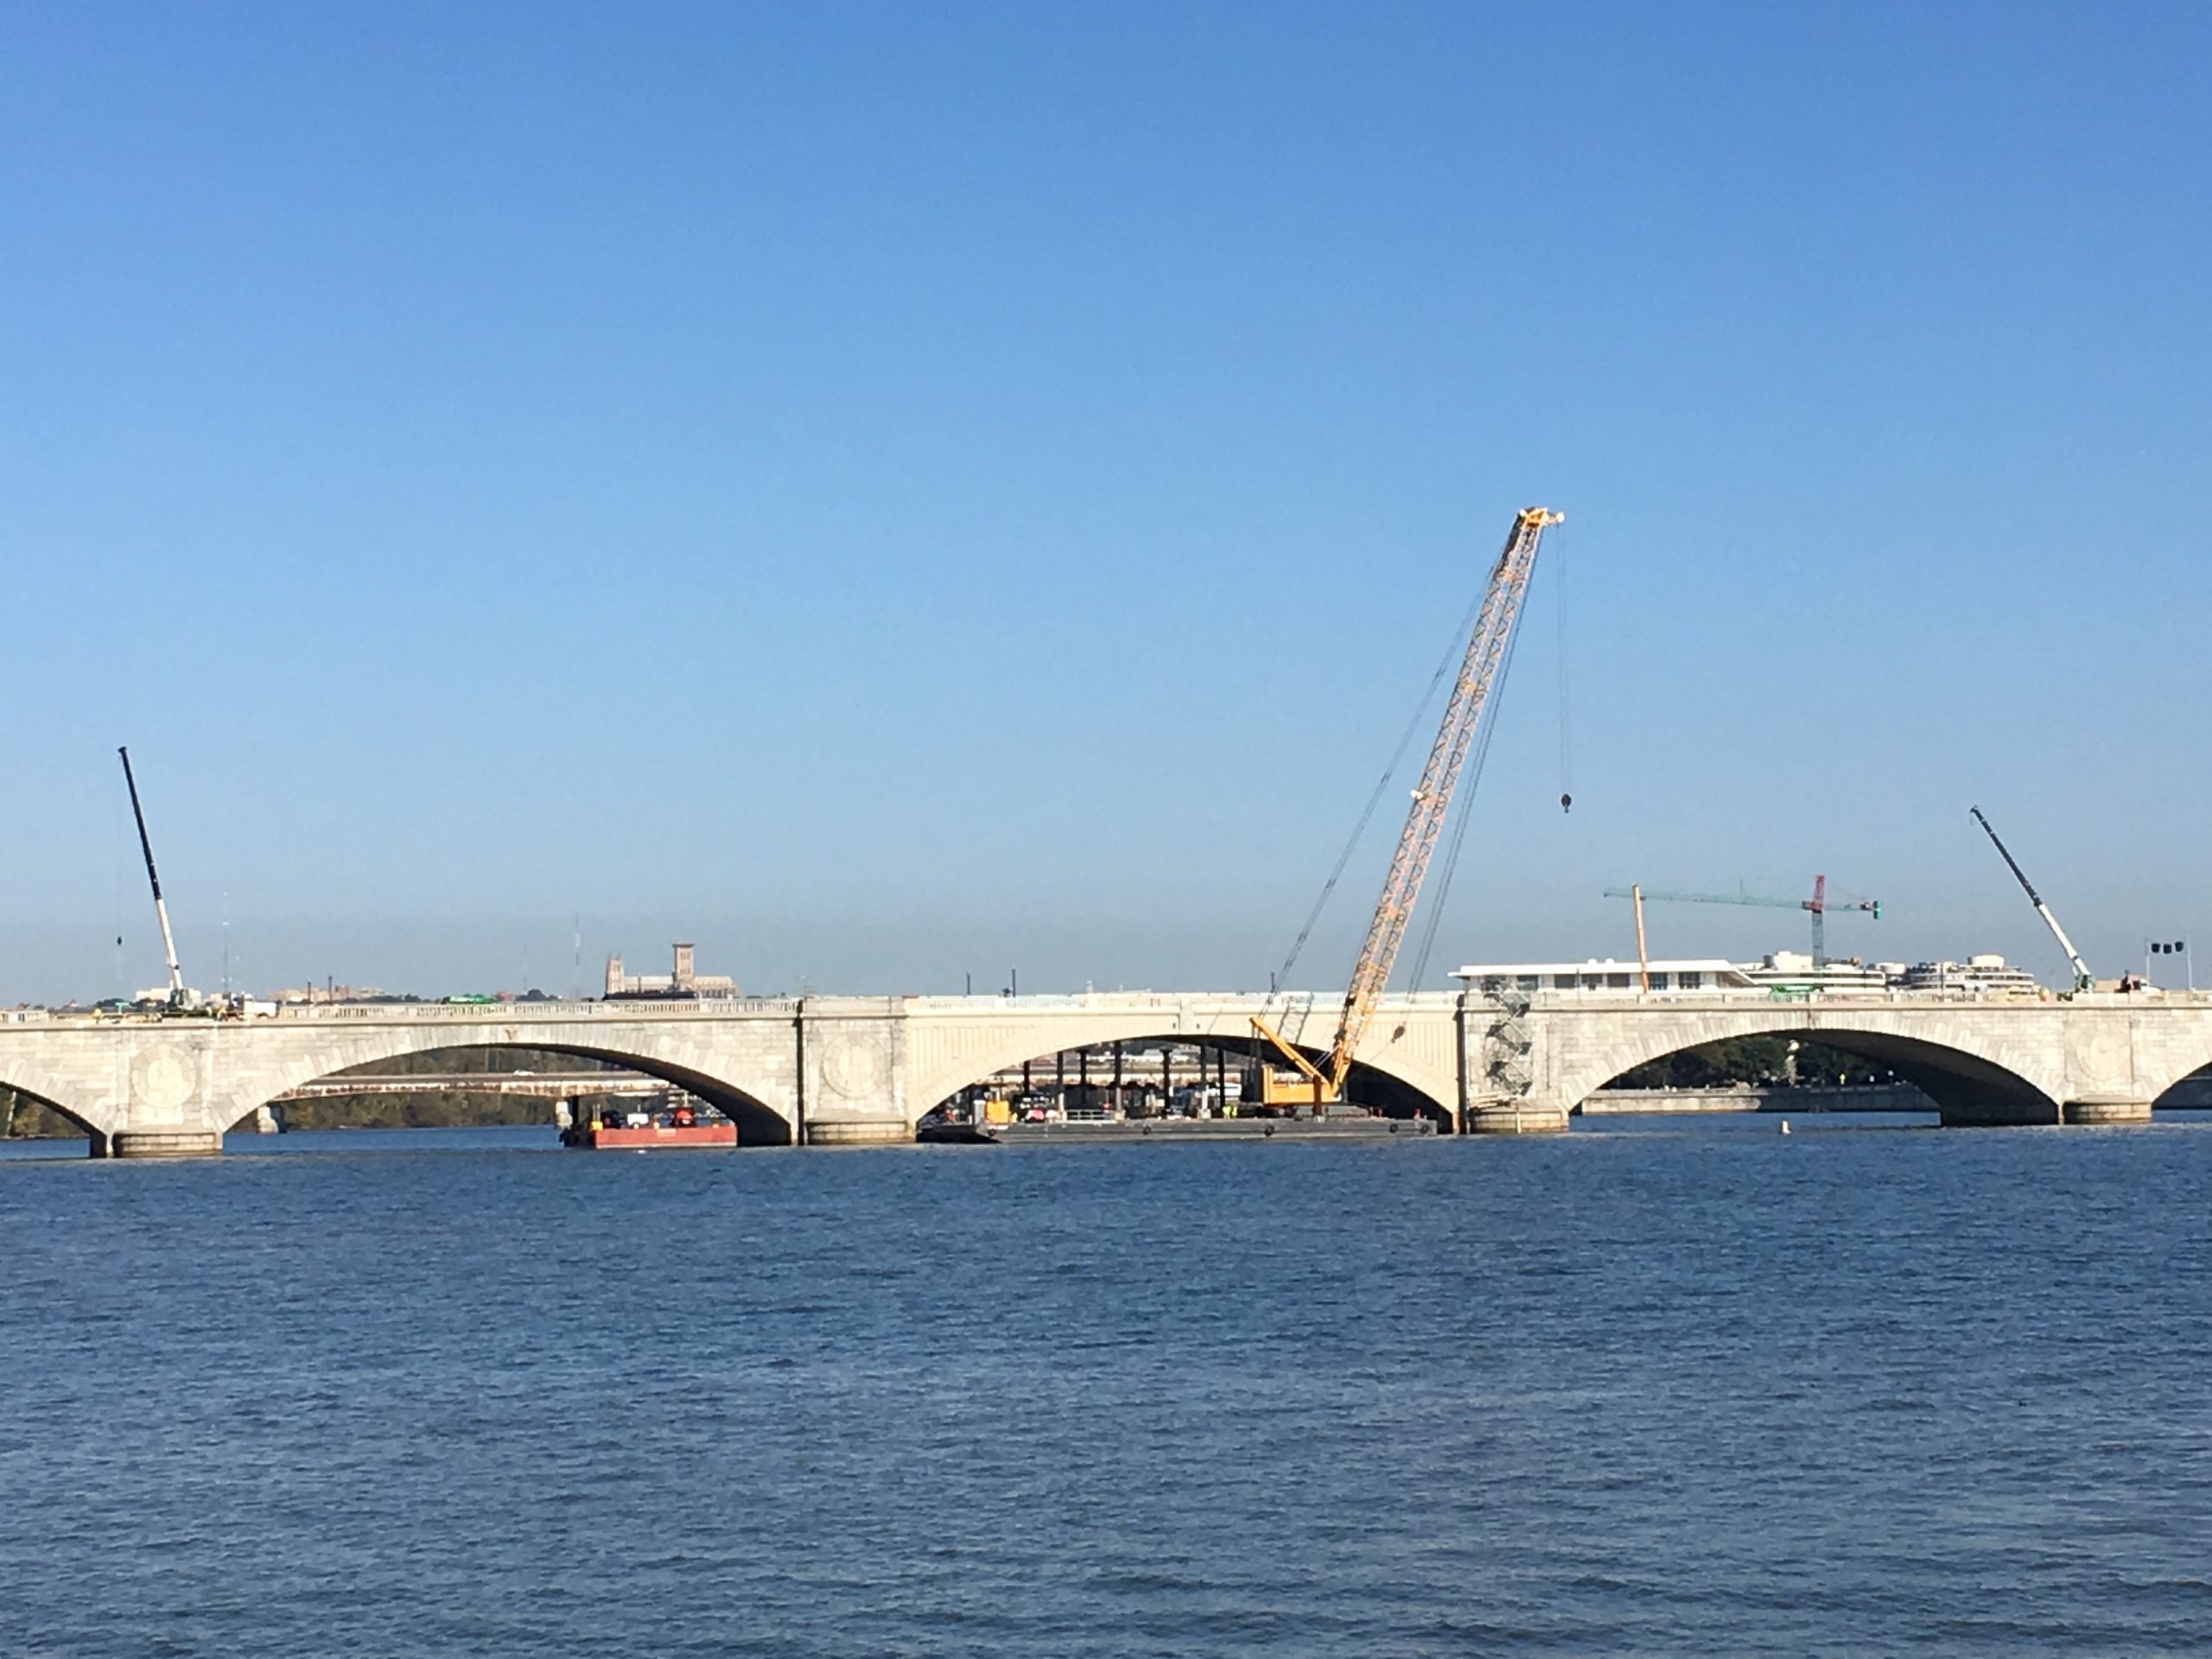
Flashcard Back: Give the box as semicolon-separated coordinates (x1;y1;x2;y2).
1250;506;1562;1111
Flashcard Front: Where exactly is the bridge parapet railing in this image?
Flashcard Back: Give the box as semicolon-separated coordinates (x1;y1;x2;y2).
274;997;801;1023
22;988;2203;1033
1515;989;2072;1011
896;991;1462;1014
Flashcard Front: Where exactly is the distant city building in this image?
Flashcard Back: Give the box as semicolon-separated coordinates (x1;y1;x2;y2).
1453;958;1758;995
1453;950;2046;999
1897;954;2044;998
1741;950;1891;996
604;943;740;1000
270;982;389;1005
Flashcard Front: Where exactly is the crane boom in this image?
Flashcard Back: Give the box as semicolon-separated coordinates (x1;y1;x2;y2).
1970;806;2092;992
1257;506;1560;1103
1603;876;1879;968
118;746;186;1006
1603;885;1801;910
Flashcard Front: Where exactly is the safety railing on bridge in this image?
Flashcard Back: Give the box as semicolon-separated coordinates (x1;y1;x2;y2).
897;990;1465;1013
278;997;801;1022
11;986;2209;1030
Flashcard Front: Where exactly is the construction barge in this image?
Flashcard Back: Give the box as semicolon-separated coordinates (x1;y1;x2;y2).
918;1111;1433;1146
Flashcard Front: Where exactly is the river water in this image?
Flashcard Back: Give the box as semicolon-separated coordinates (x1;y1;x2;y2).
4;1119;2209;1656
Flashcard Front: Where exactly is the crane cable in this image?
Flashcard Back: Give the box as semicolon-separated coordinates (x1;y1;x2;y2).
1407;587;1534;991
1554;520;1573;813
1267;582;1488;1002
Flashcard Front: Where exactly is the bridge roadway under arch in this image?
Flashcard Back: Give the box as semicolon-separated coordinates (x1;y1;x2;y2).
3;990;2211;1154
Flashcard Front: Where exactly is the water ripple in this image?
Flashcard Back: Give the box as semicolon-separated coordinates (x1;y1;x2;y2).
4;1122;2210;1655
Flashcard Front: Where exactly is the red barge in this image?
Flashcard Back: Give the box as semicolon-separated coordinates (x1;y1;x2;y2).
561;1103;736;1150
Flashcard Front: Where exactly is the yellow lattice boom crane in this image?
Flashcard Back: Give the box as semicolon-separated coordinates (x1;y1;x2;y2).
1252;505;1563;1111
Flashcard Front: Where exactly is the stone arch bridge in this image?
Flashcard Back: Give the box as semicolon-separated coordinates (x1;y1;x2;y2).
3;989;2209;1154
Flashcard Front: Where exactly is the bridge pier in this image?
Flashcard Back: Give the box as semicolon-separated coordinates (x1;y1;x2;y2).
110;1129;225;1158
801;1121;912;1147
1464;1097;1570;1135
2063;1093;2153;1127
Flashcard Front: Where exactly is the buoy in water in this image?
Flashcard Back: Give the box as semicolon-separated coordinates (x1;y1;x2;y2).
1779;1120;1791;1135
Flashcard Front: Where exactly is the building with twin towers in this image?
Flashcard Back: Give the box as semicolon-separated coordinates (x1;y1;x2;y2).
603;942;740;1000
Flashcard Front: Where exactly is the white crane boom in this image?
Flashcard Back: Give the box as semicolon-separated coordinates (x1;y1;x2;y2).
1971;806;2092;993
118;747;186;1007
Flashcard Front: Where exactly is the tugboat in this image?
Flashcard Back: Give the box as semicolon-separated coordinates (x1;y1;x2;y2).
914;1108;998;1145
562;1099;737;1150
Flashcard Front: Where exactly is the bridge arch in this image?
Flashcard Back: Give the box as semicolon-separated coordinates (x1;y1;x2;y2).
226;1026;794;1145
0;1072;111;1147
907;1014;1458;1126
2146;1053;2212;1111
1554;1007;2066;1126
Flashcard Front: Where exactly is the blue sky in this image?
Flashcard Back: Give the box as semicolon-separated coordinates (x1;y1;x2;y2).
4;1;2208;1003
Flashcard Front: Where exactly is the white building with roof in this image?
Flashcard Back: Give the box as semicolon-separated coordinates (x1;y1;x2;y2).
1897;954;2044;998
1741;950;1891;996
1452;958;1758;996
1453;950;2048;1001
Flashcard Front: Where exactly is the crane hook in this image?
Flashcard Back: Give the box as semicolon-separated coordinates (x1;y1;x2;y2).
1560;791;1573;815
